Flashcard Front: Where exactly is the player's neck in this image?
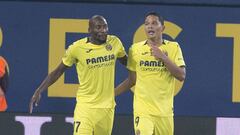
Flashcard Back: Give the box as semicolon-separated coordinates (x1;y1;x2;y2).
89;37;105;45
147;37;163;46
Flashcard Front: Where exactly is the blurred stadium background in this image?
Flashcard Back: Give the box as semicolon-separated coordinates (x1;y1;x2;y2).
0;0;240;134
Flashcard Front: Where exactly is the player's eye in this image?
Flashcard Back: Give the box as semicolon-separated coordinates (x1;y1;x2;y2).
152;21;158;25
144;22;149;25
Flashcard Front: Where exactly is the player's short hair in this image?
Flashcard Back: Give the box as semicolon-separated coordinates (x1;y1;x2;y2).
145;12;164;25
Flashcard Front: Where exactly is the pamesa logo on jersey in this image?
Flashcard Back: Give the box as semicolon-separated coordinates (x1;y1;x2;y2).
85;44;114;69
86;54;115;65
139;60;166;72
86;54;115;69
140;60;165;67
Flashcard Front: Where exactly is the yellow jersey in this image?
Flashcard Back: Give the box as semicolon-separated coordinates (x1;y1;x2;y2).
127;40;185;116
62;35;126;108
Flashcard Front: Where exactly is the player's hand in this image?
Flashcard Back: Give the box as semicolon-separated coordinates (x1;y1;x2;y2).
150;44;167;61
29;90;41;114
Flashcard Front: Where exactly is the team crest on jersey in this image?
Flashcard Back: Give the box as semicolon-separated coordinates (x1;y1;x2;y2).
105;44;112;51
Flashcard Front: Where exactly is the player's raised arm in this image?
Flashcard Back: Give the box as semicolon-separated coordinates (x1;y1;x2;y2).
150;44;186;81
29;62;69;113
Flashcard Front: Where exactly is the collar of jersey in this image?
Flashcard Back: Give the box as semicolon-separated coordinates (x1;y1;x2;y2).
143;39;167;46
80;37;108;49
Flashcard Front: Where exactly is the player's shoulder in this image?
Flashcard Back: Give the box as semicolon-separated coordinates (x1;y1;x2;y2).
107;34;120;40
107;35;122;43
131;40;147;48
73;37;88;46
164;39;180;46
67;37;88;50
131;40;147;50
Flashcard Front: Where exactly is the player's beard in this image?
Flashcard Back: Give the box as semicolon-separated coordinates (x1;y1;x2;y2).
90;33;107;44
96;33;107;44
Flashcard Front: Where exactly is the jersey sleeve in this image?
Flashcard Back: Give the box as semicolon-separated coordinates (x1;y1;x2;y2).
174;43;186;67
116;37;127;58
62;45;77;67
127;46;137;71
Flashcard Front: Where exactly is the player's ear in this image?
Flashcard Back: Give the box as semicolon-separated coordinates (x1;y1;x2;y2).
88;27;91;33
161;25;165;32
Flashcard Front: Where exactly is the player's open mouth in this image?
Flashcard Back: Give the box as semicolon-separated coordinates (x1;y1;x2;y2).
148;30;155;35
98;33;107;37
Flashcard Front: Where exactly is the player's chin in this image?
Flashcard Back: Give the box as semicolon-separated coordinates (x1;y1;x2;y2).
147;34;156;39
98;36;107;42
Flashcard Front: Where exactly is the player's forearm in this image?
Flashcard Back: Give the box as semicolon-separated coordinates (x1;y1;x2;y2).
115;78;134;96
36;70;63;94
35;62;68;94
162;57;185;81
